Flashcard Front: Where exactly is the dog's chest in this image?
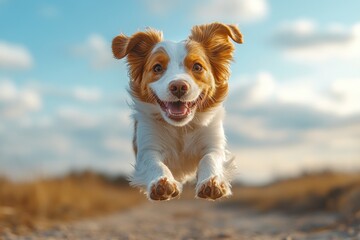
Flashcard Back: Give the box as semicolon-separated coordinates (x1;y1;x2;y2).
161;126;203;178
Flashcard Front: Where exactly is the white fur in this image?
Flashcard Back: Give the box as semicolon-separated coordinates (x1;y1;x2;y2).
130;102;235;200
150;41;202;127
129;40;235;200
150;41;202;102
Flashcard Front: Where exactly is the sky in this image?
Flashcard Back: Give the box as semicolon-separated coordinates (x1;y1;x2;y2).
0;0;359;184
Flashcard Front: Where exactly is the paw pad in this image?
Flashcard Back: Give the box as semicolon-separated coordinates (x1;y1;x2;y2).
197;177;229;200
150;177;179;201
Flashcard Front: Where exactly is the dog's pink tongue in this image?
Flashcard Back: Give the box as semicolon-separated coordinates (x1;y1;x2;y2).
167;102;187;114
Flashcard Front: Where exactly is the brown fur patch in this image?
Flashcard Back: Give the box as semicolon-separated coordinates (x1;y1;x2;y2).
184;41;216;111
140;48;170;103
112;29;163;102
188;22;243;110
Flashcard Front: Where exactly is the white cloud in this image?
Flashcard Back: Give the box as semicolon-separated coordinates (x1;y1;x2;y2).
73;87;102;102
246;72;276;104
0;104;134;181
0;41;33;70
274;20;360;62
329;78;360;114
0;79;17;101
275;78;360;116
196;0;268;23
0;80;41;118
277;19;316;37
232;72;360;116
232;121;360;185
72;34;114;69
57;107;100;128
225;114;289;142
225;71;360;184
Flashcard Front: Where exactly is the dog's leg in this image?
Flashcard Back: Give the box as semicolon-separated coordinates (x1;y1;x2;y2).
131;151;182;201
195;115;234;200
195;152;233;200
129;118;182;201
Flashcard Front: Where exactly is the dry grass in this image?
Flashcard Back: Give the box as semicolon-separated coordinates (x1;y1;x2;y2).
0;171;143;235
228;172;360;216
1;171;360;235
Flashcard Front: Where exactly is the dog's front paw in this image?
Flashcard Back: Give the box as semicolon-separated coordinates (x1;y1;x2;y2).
149;177;181;201
196;176;231;200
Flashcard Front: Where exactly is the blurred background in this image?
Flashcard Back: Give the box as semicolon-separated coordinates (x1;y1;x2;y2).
1;0;359;184
0;0;359;238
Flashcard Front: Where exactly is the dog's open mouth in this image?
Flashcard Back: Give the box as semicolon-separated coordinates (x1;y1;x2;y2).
154;95;199;121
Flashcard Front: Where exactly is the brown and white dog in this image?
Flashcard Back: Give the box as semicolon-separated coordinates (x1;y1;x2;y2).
112;22;243;201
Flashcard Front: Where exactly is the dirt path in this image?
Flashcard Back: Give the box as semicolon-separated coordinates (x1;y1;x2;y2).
3;200;360;240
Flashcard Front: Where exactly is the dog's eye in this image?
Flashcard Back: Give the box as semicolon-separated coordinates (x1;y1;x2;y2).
153;64;163;73
192;63;203;72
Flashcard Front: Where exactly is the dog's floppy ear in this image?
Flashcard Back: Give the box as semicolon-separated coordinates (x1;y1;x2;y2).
190;22;243;45
112;29;163;81
189;22;243;82
112;28;163;59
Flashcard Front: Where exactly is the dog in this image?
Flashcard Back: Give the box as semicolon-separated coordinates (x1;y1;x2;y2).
112;22;243;201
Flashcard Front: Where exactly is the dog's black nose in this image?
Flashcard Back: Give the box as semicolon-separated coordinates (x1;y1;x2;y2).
169;80;190;99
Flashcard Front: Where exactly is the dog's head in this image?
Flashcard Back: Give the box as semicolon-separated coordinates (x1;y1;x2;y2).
112;22;243;126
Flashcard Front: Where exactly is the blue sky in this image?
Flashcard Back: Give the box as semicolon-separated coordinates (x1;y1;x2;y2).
1;0;359;184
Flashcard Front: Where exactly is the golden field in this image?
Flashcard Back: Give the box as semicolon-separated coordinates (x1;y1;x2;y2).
1;171;360;235
0;171;143;234
229;172;360;216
